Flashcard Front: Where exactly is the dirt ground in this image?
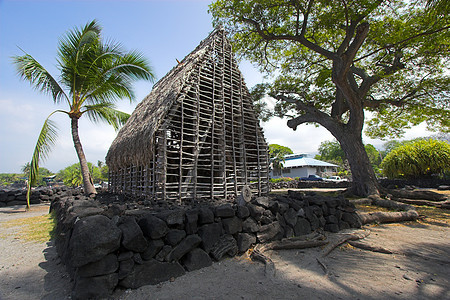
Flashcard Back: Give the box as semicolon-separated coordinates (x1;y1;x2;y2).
0;199;449;300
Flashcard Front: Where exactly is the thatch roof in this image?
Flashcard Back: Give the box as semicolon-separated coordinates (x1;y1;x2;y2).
106;28;231;169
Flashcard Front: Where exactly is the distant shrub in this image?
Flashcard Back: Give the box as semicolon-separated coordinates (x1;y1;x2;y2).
381;139;450;179
270;177;295;183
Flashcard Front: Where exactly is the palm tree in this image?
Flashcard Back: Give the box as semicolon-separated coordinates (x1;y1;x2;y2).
21;162;31;177
13;20;155;208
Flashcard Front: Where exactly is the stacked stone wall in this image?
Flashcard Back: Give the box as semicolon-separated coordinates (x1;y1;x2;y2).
379;178;450;189
0;186;86;207
270;180;350;189
51;190;361;299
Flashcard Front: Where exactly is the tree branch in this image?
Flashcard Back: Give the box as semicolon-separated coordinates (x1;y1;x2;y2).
341;22;370;74
350;66;368;81
337;0;383;55
360;51;405;96
240;16;336;60
331;88;349;119
364;90;424;109
354;25;450;63
300;0;314;37
337;20;357;55
274;94;339;132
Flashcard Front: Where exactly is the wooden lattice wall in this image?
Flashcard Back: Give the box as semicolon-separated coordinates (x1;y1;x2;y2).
108;29;269;202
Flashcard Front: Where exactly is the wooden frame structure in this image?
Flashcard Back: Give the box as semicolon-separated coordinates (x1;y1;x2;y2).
106;27;269;203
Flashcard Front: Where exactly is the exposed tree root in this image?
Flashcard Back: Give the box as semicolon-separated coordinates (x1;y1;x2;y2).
259;238;328;252
391;198;450;209
250;232;329;278
369;196;415;211
350;198;372;205
350;194;420;224
357;210;419;225
388;189;447;202
250;246;276;279
346;185;448;209
321;230;370;257
348;240;393;254
347;241;450;264
316;257;328;275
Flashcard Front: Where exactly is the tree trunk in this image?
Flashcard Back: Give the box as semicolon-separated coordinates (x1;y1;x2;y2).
357;210;419;224
336;130;379;197
71;117;97;196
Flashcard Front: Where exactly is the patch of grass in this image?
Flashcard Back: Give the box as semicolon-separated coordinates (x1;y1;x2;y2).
0;212;57;243
355;204;396;213
415;206;450;227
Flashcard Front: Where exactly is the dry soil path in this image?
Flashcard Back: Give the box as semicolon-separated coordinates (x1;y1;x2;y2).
0;204;71;300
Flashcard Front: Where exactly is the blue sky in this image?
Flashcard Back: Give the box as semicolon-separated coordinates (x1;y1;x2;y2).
0;0;430;173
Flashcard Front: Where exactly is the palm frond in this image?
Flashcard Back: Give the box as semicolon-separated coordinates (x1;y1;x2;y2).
26;113;60;209
83;104;130;131
58;20;102;95
82;51;155;104
84;73;135;104
108;50;156;82
12;53;68;104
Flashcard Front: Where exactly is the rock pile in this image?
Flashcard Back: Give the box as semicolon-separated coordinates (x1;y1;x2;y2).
0;186;84;207
379;178;450;189
51;190;361;299
270;180;350;190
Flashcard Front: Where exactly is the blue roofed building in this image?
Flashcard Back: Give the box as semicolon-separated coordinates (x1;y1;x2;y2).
270;153;338;179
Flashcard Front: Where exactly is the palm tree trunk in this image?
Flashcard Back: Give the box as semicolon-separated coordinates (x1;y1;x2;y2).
71;117;97;195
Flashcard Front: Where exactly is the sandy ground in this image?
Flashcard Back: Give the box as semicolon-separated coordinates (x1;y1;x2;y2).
0;204;71;300
0;203;449;300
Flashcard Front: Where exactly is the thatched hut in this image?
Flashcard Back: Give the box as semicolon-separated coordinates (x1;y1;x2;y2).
106;27;269;203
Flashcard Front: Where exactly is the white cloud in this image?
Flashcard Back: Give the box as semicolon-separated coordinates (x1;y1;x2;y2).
262;117;334;155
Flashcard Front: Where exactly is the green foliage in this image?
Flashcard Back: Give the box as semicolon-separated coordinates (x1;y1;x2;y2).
426;0;450;17
28;116;58;187
315;140;346;165
270;177;295;183
210;1;449;138
57;164;82;187
21;163;30;177
381;139;450;178
365;144;382;167
211;1;449;195
250;83;273;122
316;139;382;176
0;167;54;187
269;144;293;170
57;162;107;187
269;144;293;158
0;173;23;186
382;140;407;155
382;137;428;157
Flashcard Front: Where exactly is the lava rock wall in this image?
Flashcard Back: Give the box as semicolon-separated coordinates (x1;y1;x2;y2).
0;186;86;207
51;190;361;299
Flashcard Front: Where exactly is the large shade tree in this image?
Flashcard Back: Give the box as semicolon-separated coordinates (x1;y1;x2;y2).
13;20;155;207
210;0;449;196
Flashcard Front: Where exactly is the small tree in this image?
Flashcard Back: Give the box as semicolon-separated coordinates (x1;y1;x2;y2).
58;162;105;187
381;139;450;179
315;140;346;166
269;144;293;176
